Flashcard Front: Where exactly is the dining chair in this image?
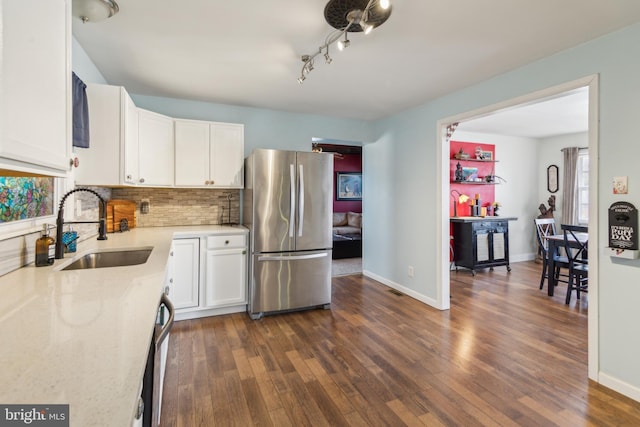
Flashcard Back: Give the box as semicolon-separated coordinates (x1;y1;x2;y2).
534;218;569;290
562;224;589;304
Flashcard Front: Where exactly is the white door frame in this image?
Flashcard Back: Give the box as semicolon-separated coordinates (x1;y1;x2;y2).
435;74;599;381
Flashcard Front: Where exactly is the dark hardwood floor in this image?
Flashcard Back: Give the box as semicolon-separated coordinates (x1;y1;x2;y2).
160;261;640;426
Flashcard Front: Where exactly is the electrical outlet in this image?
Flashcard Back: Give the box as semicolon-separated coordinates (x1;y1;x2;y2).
408;265;414;278
141;199;150;214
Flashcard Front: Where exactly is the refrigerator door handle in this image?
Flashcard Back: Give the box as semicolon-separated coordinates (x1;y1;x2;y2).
258;252;328;262
289;164;295;238
298;164;304;237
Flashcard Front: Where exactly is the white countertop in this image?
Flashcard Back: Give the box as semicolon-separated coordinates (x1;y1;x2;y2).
0;225;247;427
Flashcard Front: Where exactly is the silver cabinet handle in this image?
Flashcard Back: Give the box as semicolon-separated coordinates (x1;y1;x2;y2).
259;252;327;262
139;178;145;183
298;164;304;237
289;164;295;238
134;397;144;420
156;294;174;348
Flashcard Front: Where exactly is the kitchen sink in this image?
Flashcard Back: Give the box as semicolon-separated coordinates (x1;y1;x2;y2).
61;248;153;271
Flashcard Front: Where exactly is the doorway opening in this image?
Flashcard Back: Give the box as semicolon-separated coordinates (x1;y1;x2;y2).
313;140;363;276
437;75;599;381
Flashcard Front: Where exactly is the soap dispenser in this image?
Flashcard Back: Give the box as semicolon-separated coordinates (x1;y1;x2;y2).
35;224;55;267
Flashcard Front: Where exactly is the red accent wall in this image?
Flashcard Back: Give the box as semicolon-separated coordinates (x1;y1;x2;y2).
449;141;496;217
333;153;362;213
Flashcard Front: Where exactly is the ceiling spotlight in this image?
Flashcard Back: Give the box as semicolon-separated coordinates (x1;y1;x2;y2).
337;34;350;51
324;50;333;64
304;60;314;73
296;0;392;82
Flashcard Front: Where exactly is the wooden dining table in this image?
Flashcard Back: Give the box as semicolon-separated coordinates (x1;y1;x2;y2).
545;229;588;296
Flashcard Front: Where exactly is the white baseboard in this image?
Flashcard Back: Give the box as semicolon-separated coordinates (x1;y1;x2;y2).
510;252;536;263
175;304;246;321
598;372;640;402
363;270;440;309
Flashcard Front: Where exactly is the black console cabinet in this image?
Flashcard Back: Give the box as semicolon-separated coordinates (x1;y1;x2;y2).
451;217;517;275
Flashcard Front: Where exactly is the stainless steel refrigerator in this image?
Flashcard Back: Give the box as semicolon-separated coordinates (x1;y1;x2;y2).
244;149;333;319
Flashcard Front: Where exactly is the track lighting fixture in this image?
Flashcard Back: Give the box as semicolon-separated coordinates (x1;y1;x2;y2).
297;0;392;83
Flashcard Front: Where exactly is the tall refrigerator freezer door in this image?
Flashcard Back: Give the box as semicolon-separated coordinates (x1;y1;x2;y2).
295;151;333;251
251;149;297;253
249;250;332;318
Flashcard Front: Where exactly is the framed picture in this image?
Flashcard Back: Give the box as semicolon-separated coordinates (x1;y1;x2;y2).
481;151;493;161
462;167;479;182
336;172;362;200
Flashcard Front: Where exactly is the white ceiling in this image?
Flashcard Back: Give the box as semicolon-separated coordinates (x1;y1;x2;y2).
72;0;640;123
456;87;590;139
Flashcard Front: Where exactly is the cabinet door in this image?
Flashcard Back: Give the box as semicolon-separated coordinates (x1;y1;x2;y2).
174;120;210;186
0;0;70;175
204;247;246;307
123;94;139;184
210;123;244;188
171;238;200;310
76;84;135;186
138;109;174;186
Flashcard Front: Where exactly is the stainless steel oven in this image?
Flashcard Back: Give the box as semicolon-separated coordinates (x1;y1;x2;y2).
141;293;174;427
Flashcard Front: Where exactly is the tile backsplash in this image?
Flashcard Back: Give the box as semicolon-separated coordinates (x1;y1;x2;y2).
0;187;241;276
111;188;240;227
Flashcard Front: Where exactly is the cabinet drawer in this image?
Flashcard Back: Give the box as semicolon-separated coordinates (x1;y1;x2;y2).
472;221;507;231
207;234;246;249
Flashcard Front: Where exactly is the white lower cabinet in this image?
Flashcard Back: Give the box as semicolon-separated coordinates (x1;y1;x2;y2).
172;232;247;321
204;235;247;307
170;238;200;310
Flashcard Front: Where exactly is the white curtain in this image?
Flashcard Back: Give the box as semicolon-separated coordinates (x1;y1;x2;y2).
561;147;579;225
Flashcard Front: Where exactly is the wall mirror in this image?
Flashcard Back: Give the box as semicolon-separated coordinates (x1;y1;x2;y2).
547;165;559;193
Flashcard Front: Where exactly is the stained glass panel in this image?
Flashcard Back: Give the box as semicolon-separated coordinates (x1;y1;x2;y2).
0;177;54;223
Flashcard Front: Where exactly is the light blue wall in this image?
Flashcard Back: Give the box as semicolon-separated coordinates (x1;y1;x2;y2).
364;22;640;395
71;38;107;84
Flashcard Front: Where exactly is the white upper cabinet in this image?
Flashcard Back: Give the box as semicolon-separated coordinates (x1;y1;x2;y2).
75;84;139;186
210;123;244;188
175;119;244;188
0;0;71;176
138;109;174;187
174;120;210;186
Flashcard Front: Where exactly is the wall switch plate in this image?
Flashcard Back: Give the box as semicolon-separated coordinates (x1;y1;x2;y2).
408;265;414;278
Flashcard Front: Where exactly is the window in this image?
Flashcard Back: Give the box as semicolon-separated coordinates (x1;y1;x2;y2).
576;149;589;225
0;177;55;222
0;177;58;240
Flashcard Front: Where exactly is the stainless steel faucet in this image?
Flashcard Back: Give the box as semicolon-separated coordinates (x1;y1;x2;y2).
55;188;107;259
